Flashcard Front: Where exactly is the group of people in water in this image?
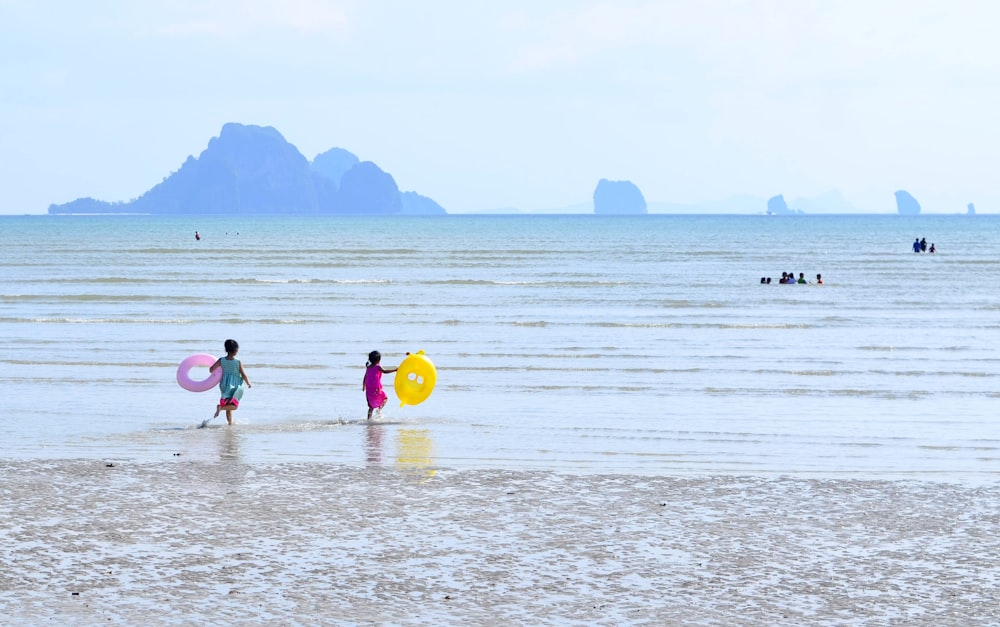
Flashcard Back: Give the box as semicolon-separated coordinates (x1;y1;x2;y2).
760;272;822;285
757;237;938;285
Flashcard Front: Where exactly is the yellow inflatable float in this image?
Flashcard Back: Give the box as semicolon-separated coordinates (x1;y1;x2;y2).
394;350;437;407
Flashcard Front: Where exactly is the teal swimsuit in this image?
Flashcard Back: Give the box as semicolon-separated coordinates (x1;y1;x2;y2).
218;357;245;405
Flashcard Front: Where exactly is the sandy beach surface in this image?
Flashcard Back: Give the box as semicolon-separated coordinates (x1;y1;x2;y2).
1;459;998;625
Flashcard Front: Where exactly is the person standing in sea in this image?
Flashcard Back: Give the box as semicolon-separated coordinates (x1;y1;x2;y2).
363;350;397;420
210;339;252;425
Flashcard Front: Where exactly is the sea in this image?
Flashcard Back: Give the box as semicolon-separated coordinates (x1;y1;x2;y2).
1;213;998;483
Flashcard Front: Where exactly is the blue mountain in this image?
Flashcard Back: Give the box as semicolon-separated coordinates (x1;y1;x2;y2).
48;123;446;215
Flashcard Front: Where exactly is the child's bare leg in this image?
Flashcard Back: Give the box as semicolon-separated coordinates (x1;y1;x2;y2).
225;409;234;425
367;407;374;420
213;404;221;418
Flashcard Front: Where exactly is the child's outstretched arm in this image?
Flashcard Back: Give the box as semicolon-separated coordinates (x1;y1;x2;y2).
209;358;222;372
239;363;252;387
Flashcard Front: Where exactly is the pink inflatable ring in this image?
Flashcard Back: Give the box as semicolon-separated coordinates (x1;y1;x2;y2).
176;353;222;392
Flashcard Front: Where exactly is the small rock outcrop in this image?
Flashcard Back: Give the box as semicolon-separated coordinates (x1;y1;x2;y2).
894;190;921;215
593;179;647;214
766;194;803;215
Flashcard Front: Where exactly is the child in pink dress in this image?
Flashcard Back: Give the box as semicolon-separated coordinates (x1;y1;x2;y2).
363;350;397;420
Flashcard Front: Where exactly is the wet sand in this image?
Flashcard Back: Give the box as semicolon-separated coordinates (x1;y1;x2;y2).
1;459;998;625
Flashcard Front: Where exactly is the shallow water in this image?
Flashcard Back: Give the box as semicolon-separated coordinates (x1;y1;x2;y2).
4;214;1000;624
1;214;999;481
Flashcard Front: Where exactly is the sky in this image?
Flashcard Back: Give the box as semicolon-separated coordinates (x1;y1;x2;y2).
2;0;999;214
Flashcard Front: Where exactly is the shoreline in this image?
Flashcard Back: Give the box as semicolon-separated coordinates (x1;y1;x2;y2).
3;460;998;624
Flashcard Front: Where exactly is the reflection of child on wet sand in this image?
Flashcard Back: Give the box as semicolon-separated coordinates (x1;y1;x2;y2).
210;339;251;425
363;350;397;420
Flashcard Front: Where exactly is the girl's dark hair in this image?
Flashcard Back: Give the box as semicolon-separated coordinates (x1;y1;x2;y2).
367;350;381;367
225;339;239;353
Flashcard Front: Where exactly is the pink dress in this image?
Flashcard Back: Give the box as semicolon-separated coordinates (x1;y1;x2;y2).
364;365;388;409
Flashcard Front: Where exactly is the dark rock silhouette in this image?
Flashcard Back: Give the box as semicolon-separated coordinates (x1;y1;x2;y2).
593;179;646;214
766;194;803;215
894;190;921;215
967;202;976;215
48;123;445;215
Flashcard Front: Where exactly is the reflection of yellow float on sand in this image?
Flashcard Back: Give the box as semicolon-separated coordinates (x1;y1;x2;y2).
394;350;437;407
396;428;436;479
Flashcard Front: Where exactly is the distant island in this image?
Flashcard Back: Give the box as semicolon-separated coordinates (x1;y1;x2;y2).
894;190;921;215
765;194;803;215
46;124;973;216
593;179;647;214
48;123;446;216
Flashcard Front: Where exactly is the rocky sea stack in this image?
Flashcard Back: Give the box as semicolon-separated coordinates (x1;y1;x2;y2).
48;123;445;215
593;179;647;215
894;190;921;215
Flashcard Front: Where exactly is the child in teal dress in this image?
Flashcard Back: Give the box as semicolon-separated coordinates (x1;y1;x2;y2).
210;339;252;425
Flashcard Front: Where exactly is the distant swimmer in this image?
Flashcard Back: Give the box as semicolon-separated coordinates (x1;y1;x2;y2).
929;243;936;253
816;274;823;284
920;237;927;252
913;238;921;253
797;272;807;284
195;231;201;241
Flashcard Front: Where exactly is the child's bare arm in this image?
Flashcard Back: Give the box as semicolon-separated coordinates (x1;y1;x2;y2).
239;363;252;387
